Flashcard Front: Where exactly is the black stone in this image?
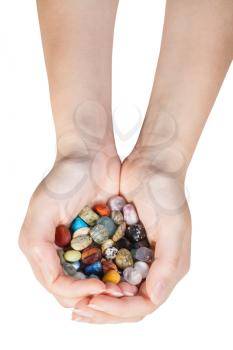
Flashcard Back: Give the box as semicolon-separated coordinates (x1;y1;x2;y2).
125;223;146;242
114;237;132;250
131;238;150;249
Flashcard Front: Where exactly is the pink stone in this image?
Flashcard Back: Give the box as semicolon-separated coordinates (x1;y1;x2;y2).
123;204;139;225
108;196;126;211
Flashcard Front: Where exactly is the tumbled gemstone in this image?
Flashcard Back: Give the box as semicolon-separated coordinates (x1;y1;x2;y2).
81;246;102;265
102;270;121;284
134;261;149;278
111;210;124;225
115;248;133;269
135;247;154;263
101;239;114;253
84;261;102;276
114;237;131;250
93;203;110;217
72;227;90;238
104;246;118;260
64;250;81;262
123;267;142;285
55;225;71;247
70;217;89;233
123;204;139;225
112;222;126;242
97;216;116;236
79;206;100;226
90;224;109;244
71;234;92;251
101;259;118;274
126;223;146;242
108;195;126;211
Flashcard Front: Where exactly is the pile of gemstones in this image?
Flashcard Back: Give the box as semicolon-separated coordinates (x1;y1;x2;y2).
55;196;154;287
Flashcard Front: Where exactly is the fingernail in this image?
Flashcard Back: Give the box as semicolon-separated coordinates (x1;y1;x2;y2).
73;309;93;318
151;281;167;305
88;303;103;311
123;292;134;297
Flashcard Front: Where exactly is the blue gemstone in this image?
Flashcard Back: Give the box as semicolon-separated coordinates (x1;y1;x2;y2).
84;261;102;276
71;261;81;271
97;216;116;236
70;216;89;233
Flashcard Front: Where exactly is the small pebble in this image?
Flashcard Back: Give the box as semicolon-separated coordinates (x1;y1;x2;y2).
102;270;121;284
123;267;142;285
84;261;102;276
112;222;126;242
73;271;87;280
126;223;146;242
93;203;110;217
71;234;92;251
79;206;100;226
97;216;116;236
81;246;102;265
90;224;109;244
104;246;118;260
55;225;71;247
135;247;154;263
73;227;90;238
134;261;149;278
114;237;131;250
101;239;114;253
111;210;124;225
63;262;77;276
64;250;81;262
123;203;139;225
101;259;118;274
70;217;89;233
71;260;81;271
115;248;133;269
108;195;126;211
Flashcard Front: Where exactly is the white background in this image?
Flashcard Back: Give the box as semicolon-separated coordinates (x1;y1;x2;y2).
1;1;233;349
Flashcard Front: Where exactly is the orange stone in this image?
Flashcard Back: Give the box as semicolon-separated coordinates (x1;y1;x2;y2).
93;203;110;217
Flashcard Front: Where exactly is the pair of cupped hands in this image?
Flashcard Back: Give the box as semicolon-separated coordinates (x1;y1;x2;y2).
19;137;191;323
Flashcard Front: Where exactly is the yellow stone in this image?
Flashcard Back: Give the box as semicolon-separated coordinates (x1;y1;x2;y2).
102;270;121;284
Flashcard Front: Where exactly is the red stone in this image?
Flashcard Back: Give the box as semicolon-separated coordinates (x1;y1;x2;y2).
55;225;71;247
93;203;110;217
101;259;118;274
81;246;102;265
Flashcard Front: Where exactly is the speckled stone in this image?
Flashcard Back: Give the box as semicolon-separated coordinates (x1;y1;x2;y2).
126;223;146;242
64;250;81;262
70;217;89;233
134;261;149;278
81;246;102;265
101;259;118;274
101;239;114;253
104;246;118;260
108;196;126;211
73;271;87;280
90;224;109;244
112;222;126;242
102;270;121;284
97;216;116;236
73;227;90;238
135;247;153;263
93;203;110;217
131;238;150;249
71;234;92;251
115;248;133;269
123;267;142;285
111;210;124;225
63;262;77;276
79;206;100;226
123;204;139;225
84;261;102;276
114;237;131;250
55;225;71;247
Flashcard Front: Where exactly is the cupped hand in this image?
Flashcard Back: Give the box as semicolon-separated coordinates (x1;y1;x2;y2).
19;143;136;308
73;148;191;323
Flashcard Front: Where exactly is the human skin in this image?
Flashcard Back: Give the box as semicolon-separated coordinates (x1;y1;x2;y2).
19;0;139;309
72;0;233;323
19;0;233;323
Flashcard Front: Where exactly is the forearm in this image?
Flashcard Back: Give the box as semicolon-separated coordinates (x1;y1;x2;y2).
136;0;233;176
36;0;119;153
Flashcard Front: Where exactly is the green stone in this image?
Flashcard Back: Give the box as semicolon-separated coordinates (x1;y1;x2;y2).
79;206;100;226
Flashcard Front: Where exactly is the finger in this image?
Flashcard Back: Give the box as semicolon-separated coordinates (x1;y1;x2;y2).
73;297;143;324
87;294;155;318
55;295;84;308
104;283;124;297
118;282;138;297
146;221;187;307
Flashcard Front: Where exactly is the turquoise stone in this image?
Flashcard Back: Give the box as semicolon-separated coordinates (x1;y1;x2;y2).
84;261;102;276
97;216;116;236
70;216;89;233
